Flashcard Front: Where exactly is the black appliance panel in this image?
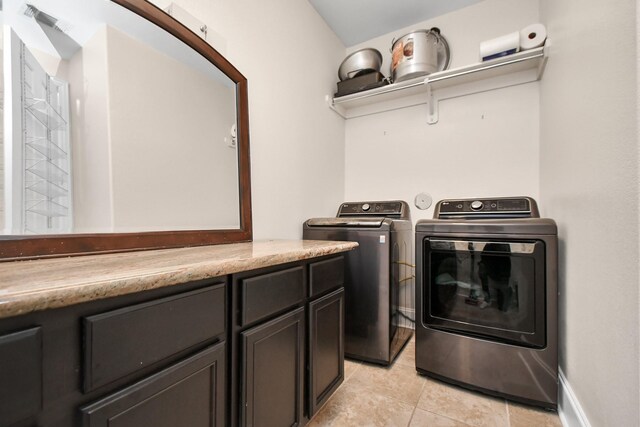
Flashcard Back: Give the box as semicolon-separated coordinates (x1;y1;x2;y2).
439;199;530;214
435;197;538;219
424;237;546;348
338;202;404;217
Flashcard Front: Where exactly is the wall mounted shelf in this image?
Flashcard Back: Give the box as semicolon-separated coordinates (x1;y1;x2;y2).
26;179;69;199
327;46;547;124
26;199;69;218
16;40;72;234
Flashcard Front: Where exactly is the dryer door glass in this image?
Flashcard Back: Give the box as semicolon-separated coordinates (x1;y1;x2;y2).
424;238;546;348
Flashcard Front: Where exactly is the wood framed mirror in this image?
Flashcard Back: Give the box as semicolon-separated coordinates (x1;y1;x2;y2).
0;0;252;260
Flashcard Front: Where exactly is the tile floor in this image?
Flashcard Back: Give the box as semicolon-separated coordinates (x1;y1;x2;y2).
308;337;562;427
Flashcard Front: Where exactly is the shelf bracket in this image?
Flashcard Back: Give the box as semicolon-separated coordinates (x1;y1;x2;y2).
425;82;438;125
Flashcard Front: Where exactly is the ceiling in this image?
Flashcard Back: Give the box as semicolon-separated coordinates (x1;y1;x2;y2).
308;0;484;47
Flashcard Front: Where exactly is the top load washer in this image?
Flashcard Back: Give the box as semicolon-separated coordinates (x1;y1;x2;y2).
415;197;558;409
303;201;413;365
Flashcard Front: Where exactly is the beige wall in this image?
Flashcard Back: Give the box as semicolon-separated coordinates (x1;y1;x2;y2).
67;25;240;232
0;48;4;231
68;26;114;233
344;0;541;224
540;0;639;426
343;0;541;315
105;26;239;231
149;0;347;239
7;1;640;422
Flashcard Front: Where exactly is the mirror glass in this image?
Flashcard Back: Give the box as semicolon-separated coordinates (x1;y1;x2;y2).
0;0;240;236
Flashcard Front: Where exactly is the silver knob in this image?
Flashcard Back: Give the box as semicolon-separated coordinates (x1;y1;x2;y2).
362;203;371;211
470;200;484;210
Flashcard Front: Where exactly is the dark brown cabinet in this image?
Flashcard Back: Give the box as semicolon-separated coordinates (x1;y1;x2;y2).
232;264;308;427
0;254;347;427
81;341;226;427
241;307;305;427
240;266;305;326
79;283;227;427
0;327;42;427
0;278;226;427
231;255;346;426
309;256;344;298
83;284;225;392
308;288;345;416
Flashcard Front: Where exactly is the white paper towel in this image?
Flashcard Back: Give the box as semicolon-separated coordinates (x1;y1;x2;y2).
520;23;547;50
480;31;520;61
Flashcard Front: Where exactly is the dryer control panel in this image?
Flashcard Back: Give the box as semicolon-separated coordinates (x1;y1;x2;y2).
435;197;539;219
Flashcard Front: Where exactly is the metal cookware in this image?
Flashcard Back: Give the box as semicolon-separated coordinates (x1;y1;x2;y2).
335;72;388;97
338;48;383;81
391;27;450;83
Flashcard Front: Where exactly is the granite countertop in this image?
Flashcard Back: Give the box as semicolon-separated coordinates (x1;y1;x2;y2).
0;239;358;319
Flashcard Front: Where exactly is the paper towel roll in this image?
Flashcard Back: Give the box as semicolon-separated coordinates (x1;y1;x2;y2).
480;31;520;61
520;23;547;50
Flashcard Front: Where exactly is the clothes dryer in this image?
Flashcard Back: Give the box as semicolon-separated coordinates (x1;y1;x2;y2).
415;197;558;409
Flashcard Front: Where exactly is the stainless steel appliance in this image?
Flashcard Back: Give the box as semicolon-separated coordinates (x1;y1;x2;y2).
415;197;558;409
338;48;383;81
335;48;389;97
335;72;388;97
303;201;413;365
391;27;451;82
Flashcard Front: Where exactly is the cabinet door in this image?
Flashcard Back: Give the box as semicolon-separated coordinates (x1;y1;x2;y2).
80;341;225;427
241;307;305;427
308;288;344;416
0;327;42;427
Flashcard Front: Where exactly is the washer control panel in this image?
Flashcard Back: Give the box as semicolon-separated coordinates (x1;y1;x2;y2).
338;201;405;217
470;200;484;210
436;197;538;218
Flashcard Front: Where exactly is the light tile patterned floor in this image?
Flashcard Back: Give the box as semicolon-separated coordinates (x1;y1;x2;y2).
308;338;562;427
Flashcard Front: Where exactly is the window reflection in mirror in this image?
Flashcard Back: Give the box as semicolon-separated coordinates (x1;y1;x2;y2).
1;0;240;236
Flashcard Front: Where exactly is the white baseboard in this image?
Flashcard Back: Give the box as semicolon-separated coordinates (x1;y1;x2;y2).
559;368;592;427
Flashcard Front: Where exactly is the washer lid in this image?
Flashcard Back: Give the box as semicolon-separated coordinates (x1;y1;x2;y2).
306;218;384;227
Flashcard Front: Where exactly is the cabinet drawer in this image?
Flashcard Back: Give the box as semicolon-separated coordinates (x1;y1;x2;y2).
0;327;42;427
81;341;226;427
309;256;344;297
241;266;304;326
83;284;225;392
